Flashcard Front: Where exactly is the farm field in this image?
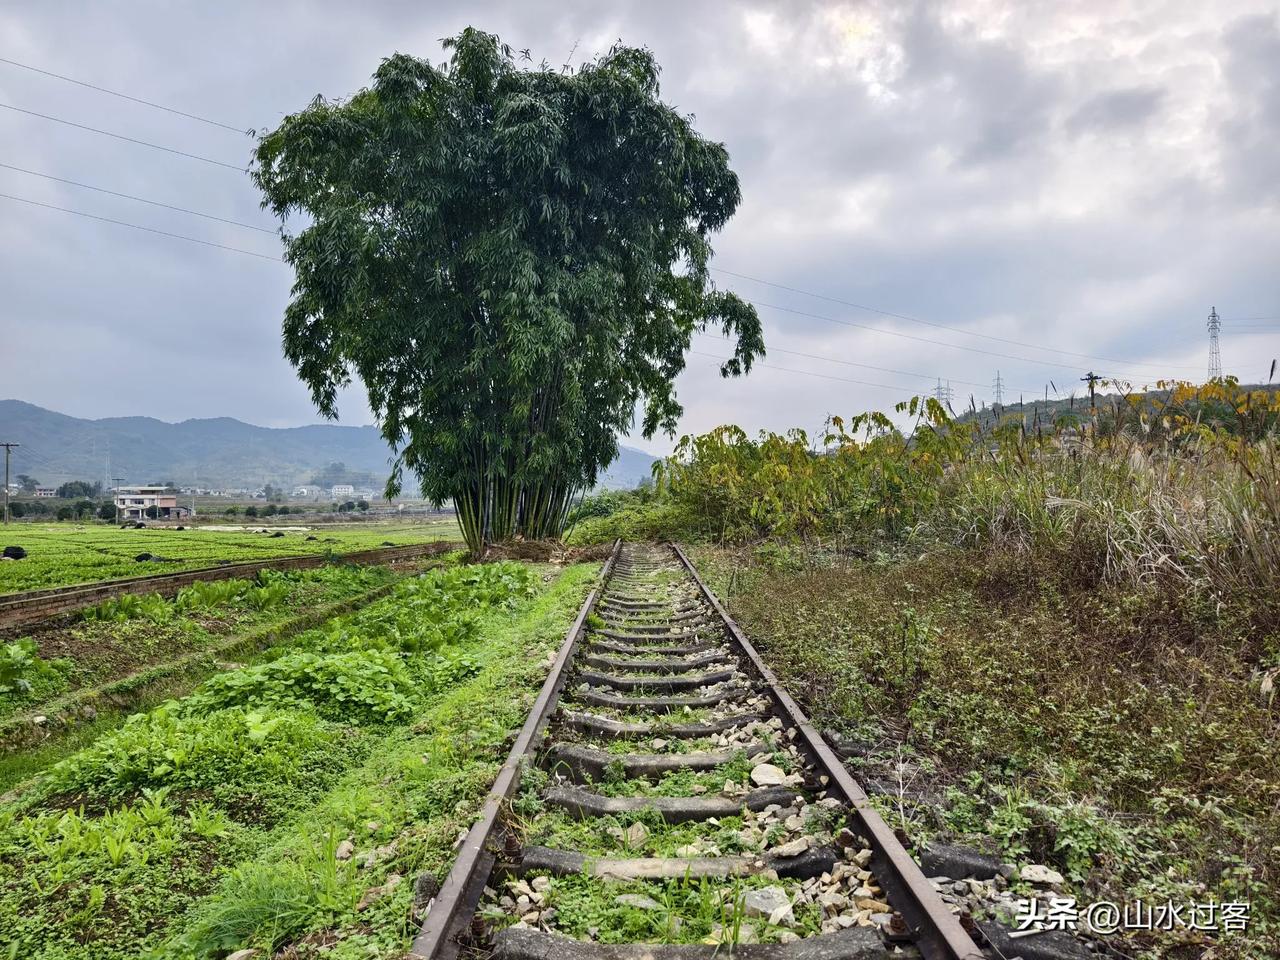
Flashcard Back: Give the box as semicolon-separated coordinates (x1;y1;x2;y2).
0;556;598;959
0;519;462;594
0;562;426;790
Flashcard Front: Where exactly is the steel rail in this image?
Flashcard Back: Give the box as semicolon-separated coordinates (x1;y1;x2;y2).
408;539;622;960
670;543;984;960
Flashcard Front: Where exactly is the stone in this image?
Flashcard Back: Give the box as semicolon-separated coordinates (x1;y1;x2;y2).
741;885;791;920
750;763;787;787
226;952;258;960
335;840;355;861
357;873;402;911
615;893;663;911
772;836;811;858
624;822;649;847
1020;864;1065;886
769;903;795;927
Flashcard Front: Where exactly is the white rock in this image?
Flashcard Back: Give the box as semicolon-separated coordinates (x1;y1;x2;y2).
772;836;811;858
750;763;787;787
741;885;791;920
615;893;664;911
226;951;258;960
335;840;355;861
1020;864;1065;886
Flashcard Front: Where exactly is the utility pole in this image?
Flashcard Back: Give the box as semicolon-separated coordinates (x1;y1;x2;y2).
2;443;18;524
1207;306;1222;381
1081;371;1102;418
111;477;125;525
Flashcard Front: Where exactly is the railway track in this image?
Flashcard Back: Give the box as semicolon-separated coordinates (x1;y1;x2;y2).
0;541;455;633
410;541;984;960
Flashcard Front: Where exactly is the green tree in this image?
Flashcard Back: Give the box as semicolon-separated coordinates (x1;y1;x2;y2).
356;500;369;513
244;505;258;519
263;504;279;517
57;480;101;499
9;502;25;518
97;502;116;521
16;474;37;493
253;29;762;555
55;506;73;521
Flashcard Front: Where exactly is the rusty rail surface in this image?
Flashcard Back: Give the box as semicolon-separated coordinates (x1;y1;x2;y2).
409;540;983;960
0;541;456;633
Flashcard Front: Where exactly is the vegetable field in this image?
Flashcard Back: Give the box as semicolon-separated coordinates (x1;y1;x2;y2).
0;556;597;959
0;520;461;594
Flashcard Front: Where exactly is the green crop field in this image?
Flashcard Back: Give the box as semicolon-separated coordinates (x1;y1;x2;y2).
0;519;461;595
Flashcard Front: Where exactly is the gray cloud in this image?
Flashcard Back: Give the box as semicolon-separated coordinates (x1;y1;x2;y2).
0;0;1277;461
1065;87;1165;136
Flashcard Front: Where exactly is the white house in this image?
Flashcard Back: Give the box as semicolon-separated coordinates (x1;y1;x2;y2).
329;484;355;499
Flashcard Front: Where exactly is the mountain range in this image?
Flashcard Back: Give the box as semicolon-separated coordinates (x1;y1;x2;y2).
0;400;659;492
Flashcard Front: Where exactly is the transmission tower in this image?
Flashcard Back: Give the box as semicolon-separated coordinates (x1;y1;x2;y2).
1207;306;1222;381
933;378;954;405
991;370;1005;407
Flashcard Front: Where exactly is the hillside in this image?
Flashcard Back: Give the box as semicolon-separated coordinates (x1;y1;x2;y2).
0;400;658;491
956;382;1279;431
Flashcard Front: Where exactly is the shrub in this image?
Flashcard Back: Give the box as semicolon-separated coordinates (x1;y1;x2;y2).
0;638;51;696
185;650;414;723
43;705;333;799
244;505;259;518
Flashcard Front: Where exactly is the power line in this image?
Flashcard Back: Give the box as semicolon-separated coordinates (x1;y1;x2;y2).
0;161;276;233
1222;316;1280;323
0;191;281;261
743;297;1181;381
694;332;993;390
0;102;245;171
689;349;956;396
0;56;247;133
713;266;1203;373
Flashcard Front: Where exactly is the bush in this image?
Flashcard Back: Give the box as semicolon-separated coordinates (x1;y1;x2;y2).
277;505;290;516
97;502;116;521
185;650;415;723
55;506;73;521
244;505;258;518
8;502;24;518
0;638;51;696
263;504;279;517
43;705;334;799
566;500;692;545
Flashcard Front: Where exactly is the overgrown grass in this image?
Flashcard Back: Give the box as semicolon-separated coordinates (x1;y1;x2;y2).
694;544;1280;958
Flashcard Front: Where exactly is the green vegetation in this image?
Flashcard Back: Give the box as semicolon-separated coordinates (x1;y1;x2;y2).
252;28;762;555
0;557;594;959
0;521;459;594
0;565;398;732
652;377;1280;957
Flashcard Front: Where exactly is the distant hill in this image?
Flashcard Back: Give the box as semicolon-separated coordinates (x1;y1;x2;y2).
0;400;658;491
955;382;1279;431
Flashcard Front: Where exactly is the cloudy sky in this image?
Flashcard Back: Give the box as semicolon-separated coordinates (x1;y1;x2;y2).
1;1;1277;455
